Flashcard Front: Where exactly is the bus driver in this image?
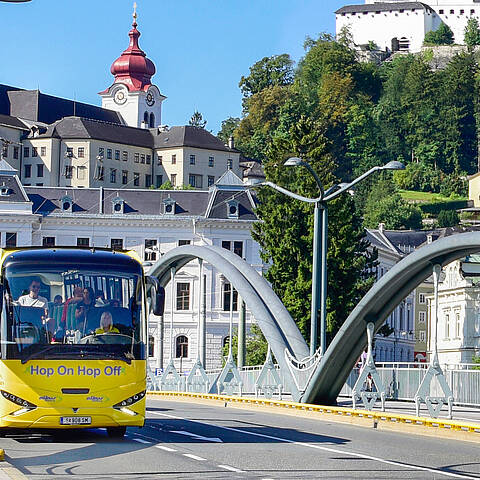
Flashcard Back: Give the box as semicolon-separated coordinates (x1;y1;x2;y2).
95;312;119;335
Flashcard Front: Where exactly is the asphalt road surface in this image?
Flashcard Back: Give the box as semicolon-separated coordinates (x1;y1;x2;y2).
1;397;479;479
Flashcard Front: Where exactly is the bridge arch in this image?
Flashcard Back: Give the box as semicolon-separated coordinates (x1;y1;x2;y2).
149;244;309;400
302;231;480;405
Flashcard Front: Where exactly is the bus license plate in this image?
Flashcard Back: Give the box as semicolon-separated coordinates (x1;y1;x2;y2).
60;416;91;425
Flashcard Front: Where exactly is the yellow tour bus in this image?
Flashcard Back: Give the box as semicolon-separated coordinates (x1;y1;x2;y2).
0;247;164;437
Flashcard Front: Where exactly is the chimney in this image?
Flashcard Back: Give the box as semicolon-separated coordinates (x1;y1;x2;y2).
228;135;235;149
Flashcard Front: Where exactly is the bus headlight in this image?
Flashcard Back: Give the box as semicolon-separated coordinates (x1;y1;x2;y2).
113;390;145;415
1;390;36;415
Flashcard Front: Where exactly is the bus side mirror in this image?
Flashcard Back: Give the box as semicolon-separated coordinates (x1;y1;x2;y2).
147;276;165;316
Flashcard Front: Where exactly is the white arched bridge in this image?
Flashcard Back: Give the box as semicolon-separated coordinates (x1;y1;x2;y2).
148;232;480;405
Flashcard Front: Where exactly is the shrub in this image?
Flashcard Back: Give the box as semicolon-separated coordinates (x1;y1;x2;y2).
437;209;459;227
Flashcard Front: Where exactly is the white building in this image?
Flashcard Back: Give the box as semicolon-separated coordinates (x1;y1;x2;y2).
336;0;480;53
0;12;242;190
0;161;264;372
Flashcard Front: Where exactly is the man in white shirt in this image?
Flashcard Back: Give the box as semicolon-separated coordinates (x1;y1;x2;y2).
18;279;48;308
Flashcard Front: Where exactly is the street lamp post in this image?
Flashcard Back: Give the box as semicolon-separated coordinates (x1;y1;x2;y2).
280;158;405;356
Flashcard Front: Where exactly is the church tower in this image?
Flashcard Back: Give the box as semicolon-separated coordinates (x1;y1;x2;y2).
99;5;166;128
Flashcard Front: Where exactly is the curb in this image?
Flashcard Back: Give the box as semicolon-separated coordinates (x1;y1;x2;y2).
0;450;3;462
148;391;480;444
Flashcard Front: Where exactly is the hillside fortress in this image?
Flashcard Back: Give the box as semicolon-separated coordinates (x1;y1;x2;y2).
336;1;479;53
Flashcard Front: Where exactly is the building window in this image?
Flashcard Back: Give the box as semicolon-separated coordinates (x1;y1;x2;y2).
171;174;177;187
76;238;89;247
110;168;117;183
78;147;85;158
178;240;191;246
24;147;29;158
122;170;128;185
98;147;104;158
455;312;461;338
176;335;188;358
42;236;55;247
223;283;238;311
171;154;176;165
419;311;426;323
149;113;155;128
141;154;145;164
149;335;155;357
111;238;123;251
64;166;73;179
134;153;140;163
439;9;444;14
145;174;152;188
450;9;454;14
134;172;140;186
222;240;243;257
13;146;19;159
107;148;112;160
144;239;158;261
208;156;214;167
471;9;475;14
5;232;16;248
208;175;215;187
146;154;151;165
157;155;163;166
65;147;73;157
156;175;163;187
1;145;7;158
445;313;450;339
176;283;190;310
24;164;31;178
460;9;464;14
114;149;120;161
188;174;202;188
419;331;426;342
37;164;44;177
36;183;43;186
32;147;38;157
227;158;233;170
419;293;426;304
77;166;86;180
122;150;128;161
96;166;104;181
40;146;46;156
189;154;196;165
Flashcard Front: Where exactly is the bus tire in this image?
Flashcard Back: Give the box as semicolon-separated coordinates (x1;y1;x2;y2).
107;426;127;438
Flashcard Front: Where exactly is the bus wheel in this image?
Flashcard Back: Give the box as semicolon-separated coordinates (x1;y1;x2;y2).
107;426;127;438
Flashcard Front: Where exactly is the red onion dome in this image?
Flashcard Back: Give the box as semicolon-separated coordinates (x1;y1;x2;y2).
109;17;156;92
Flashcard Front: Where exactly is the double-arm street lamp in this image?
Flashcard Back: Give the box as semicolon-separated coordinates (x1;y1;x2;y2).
264;158;405;356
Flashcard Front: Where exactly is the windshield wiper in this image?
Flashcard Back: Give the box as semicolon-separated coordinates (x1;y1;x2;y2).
75;350;132;364
21;345;59;364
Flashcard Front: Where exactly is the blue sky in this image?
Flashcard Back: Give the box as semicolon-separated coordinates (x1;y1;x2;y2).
1;0;347;133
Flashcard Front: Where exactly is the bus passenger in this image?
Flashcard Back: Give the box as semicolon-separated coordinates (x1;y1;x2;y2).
18;278;48;308
95;311;119;335
61;286;83;323
54;295;63;305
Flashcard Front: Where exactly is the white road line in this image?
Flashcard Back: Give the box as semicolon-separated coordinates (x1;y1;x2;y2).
155;445;177;452
132;438;151;444
183;453;206;461
151;411;478;480
171;430;223;443
218;465;245;473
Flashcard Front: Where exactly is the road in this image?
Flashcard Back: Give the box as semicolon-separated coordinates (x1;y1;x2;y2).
0;397;479;479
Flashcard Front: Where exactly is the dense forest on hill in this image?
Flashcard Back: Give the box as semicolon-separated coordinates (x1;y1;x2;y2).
218;33;480;345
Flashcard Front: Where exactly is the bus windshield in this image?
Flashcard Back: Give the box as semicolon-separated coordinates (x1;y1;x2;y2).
1;264;145;363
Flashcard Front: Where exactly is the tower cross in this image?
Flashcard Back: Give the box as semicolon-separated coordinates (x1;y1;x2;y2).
133;2;137;22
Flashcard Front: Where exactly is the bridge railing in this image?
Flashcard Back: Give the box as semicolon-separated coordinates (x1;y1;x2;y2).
149;362;480;408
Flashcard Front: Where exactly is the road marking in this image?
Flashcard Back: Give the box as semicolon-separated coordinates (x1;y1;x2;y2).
155;445;177;452
151;411;478;479
171;430;223;443
183;453;206;461
132;438;151;444
218;465;245;473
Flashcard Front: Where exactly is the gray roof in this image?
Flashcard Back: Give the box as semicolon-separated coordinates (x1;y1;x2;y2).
0;173;30;203
6;89;123;125
0;113;28;130
336;2;432;14
25;185;257;221
152;126;238;153
0;84;22;116
38;116;153;148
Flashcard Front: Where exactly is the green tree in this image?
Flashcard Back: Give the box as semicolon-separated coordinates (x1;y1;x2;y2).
222;325;270;366
189;110;207;128
239;54;294;108
437;209;460;227
472;355;480;370
424;23;454;45
464;17;480;50
217;116;240;144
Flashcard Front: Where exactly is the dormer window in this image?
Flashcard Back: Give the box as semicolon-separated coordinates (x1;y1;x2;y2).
60;195;73;213
227;199;239;219
0;184;11;197
163;197;176;215
112;196;125;214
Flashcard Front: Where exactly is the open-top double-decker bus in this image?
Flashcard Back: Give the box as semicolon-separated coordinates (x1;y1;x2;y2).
0;247;163;437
